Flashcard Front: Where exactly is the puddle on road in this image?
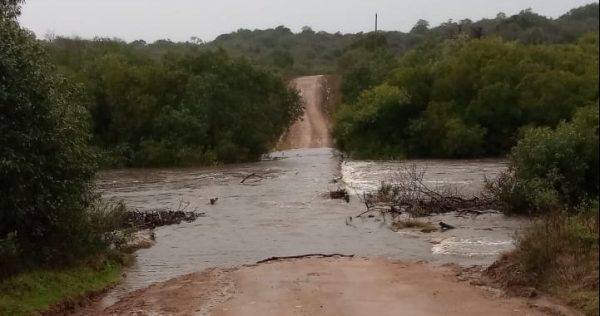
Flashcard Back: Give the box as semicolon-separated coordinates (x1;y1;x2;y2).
97;148;525;303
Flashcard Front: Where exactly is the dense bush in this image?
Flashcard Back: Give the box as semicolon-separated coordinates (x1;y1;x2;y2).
489;203;599;315
484;104;599;316
335;35;599;159
47;40;303;167
1;0;129;277
486;104;599;214
335;84;410;158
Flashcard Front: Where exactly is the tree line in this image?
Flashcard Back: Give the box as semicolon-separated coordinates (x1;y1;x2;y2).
207;3;599;75
43;3;599;78
45;40;302;168
334;33;598;158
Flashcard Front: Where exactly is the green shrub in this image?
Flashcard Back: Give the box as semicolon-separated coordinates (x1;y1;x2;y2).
1;1;98;268
487;104;599;214
334;83;412;158
513;202;599;315
0;258;123;316
47;40;303;168
335;36;599;159
1;1;130;278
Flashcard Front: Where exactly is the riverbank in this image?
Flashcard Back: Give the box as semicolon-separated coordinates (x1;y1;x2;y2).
486;211;599;316
0;258;123;316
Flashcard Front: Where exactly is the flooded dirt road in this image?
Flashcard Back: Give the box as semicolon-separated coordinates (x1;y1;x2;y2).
85;76;556;315
97;149;519;301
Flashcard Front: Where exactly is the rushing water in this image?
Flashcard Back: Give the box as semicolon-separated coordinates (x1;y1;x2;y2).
97;148;524;302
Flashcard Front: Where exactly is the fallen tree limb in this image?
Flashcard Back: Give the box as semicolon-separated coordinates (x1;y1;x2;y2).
256;253;355;264
329;188;350;202
240;173;265;184
355;209;373;218
360;164;498;218
439;222;456;230
126;209;204;229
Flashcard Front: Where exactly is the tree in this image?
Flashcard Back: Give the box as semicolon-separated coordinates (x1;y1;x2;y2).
334;34;599;160
490;104;599;214
301;26;314;34
1;0;97;266
0;0;21;19
411;19;430;34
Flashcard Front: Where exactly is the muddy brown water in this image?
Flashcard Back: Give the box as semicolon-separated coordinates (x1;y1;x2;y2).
97;148;525;304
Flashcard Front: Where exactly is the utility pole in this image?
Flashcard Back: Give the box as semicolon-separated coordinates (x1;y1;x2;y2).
375;13;378;32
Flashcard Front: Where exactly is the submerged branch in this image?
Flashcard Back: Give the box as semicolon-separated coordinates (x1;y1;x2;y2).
256;253;355;264
356;164;498;219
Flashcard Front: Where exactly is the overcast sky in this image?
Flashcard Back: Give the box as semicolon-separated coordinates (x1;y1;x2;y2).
19;0;595;43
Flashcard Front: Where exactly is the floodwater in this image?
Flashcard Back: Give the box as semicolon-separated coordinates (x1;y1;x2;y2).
97;148;526;302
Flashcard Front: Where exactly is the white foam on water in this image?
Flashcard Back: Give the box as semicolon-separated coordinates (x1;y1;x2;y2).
341;161;381;195
432;237;514;257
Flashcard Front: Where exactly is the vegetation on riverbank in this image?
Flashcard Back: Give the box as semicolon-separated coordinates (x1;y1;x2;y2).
46;42;302;168
486;104;599;315
487;207;599;316
334;33;598;159
0;258;122;316
486;105;598;215
1;2;132;314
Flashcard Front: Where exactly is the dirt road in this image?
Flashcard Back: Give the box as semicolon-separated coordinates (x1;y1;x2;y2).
96;257;573;316
278;75;332;149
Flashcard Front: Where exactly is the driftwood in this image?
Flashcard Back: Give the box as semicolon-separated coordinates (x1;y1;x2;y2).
126;209;204;229
256;253;355;264
439;222;456;231
240;173;265;184
356;165;497;219
329;188;350;202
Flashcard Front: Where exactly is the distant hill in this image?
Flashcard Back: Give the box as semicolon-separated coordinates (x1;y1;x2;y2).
204;3;599;74
45;3;598;77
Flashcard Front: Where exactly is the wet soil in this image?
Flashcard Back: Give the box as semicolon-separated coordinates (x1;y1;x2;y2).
90;258;577;316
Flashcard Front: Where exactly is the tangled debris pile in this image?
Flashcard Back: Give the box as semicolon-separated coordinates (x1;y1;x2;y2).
351;165;500;233
121;200;205;229
356;165;497;219
126;209;204;229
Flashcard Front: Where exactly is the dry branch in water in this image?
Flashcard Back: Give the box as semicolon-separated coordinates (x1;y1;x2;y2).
329;188;350;202
356;164;497;219
256;253;355;264
241;173;265;184
126;209;203;229
126;201;204;229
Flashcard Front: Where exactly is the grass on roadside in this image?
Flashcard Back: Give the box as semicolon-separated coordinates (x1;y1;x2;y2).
0;258;123;316
487;208;599;316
